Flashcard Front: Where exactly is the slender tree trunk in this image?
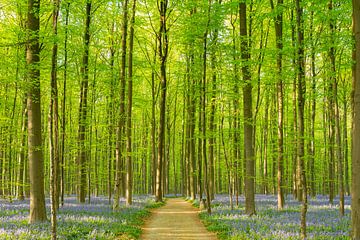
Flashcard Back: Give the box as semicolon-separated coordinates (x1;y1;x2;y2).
17;99;27;201
328;0;338;205
231;13;241;201
106;18;116;204
201;0;212;214
151;39;158;195
155;0;169;202
77;0;91;203
290;9;299;200
309;10;316;198
328;0;344;216
114;0;129;209
172;98;178;195
49;0;60;237
209;0;221;201
209;51;216;201
240;2;255;216
27;0;47;223
263;93;269;194
296;0;307;237
270;0;284;210
125;0;136;206
221;112;233;210
181;97;186;195
328;87;335;205
344;99;350;196
88;55;98;203
351;0;360;238
190;64;196;200
197;94;203;201
60;1;70;207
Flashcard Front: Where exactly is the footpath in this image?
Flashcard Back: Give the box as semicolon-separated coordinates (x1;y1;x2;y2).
141;198;218;240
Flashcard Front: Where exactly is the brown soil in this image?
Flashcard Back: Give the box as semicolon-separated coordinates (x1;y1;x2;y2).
140;198;218;240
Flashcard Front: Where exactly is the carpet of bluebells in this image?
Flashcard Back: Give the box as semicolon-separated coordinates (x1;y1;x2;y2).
200;194;351;239
0;195;161;240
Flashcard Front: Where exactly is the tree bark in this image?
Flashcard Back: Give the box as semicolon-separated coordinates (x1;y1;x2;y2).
77;0;92;203
60;1;70;207
308;9;316;198
155;0;169;202
295;0;307;237
27;0;47;223
126;0;136;206
344;99;350;196
49;0;60;237
17;99;27;201
114;0;129;209
240;2;256;216
231;12;242;201
328;0;344;216
270;0;285;210
352;0;360;238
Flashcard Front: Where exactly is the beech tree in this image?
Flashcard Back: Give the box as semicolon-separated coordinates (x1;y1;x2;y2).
295;0;308;237
49;0;60;237
240;1;256;216
114;0;129;210
125;0;137;206
352;0;360;238
270;0;285;210
155;0;169;203
27;0;47;223
77;0;92;203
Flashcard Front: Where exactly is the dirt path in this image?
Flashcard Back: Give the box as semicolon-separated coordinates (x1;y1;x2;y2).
141;198;218;240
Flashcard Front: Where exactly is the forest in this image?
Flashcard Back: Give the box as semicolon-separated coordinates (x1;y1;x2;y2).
0;0;360;239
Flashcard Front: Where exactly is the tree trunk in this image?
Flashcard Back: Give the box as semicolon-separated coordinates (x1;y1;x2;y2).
155;0;169;202
202;0;212;214
290;9;299;200
296;0;308;237
270;0;285;210
151;39;158;195
125;0;136;206
308;9;316;198
77;0;91;203
27;0;47;223
17;99;27;201
263;93;269;194
328;0;344;216
240;2;255;216
231;12;242;201
49;0;60;237
114;0;129;209
344;99;350;196
60;1;70;207
351;0;360;238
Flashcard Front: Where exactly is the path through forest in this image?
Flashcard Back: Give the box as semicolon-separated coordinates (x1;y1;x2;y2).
141;198;218;240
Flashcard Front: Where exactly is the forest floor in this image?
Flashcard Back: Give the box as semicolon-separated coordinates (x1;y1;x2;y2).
140;198;218;240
